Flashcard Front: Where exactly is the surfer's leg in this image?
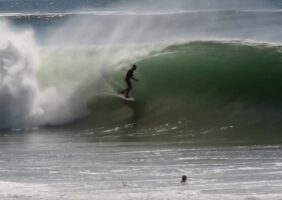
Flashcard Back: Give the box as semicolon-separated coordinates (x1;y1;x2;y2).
120;79;130;94
125;80;132;98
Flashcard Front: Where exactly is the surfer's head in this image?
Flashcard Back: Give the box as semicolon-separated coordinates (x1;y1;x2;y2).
132;65;137;70
181;175;187;183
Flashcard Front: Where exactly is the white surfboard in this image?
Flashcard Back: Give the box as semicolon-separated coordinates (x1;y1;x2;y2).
118;94;135;101
93;92;135;101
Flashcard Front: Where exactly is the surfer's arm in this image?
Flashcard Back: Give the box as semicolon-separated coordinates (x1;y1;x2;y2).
132;77;139;81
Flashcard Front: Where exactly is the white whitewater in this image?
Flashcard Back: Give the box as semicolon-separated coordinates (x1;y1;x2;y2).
0;22;77;130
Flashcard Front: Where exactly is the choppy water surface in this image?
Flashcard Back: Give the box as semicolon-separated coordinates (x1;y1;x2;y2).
0;131;281;200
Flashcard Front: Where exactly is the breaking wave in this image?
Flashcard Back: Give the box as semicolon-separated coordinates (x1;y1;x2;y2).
1;9;282;143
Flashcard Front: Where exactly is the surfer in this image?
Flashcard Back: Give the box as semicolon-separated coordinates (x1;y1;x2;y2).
181;175;187;183
120;65;139;98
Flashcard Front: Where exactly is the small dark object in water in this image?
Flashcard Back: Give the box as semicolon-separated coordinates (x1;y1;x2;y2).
181;175;187;183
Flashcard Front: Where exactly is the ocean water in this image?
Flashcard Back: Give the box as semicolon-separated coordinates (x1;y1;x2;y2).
1;0;282;199
1;133;282;200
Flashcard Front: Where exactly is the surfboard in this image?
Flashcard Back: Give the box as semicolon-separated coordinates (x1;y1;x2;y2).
93;92;135;101
118;94;135;101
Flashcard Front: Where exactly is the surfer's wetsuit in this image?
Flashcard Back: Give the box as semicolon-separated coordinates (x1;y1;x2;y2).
121;65;138;98
125;69;134;90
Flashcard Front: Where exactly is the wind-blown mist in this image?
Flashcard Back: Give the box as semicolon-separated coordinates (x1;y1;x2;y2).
0;20;161;130
109;0;282;11
46;9;282;46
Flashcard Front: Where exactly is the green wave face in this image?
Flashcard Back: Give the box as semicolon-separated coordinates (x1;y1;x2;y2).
71;41;282;144
135;42;282;101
